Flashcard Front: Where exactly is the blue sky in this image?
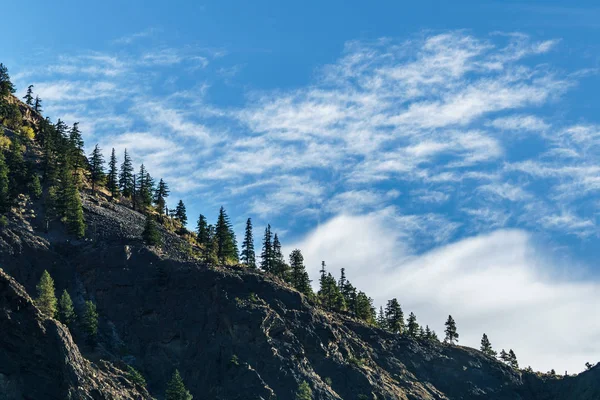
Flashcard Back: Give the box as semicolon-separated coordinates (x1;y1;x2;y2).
2;1;600;372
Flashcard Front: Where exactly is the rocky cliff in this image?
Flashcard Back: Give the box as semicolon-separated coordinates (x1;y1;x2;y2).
1;188;599;400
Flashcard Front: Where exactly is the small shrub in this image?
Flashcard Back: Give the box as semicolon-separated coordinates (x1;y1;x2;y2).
142;217;161;246
230;354;239;366
0;136;11;149
0;215;7;227
126;365;147;387
295;381;312;400
324;377;332;387
19;126;35;140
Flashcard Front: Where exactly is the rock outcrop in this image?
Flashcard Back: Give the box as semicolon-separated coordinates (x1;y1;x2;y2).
1;192;599;399
0;268;151;400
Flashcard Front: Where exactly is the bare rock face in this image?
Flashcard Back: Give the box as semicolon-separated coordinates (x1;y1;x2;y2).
0;194;599;399
0;269;151;400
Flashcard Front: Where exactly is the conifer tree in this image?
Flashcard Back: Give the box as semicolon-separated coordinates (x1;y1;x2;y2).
272;233;288;278
82;300;99;343
58;290;76;326
196;214;209;246
204;224;218;265
28;173;42;199
260;224;273;272
0;151;10;213
377;306;387;329
6;137;26;200
407;312;419;337
444;315;459;344
508;349;519;369
62;166;85;238
89;144;105;195
33;95;42;113
385;298;405;334
295;381;312;400
480;333;496;357
23;84;34;106
418;326;426;339
175;200;187;226
119;149;134;197
69;123;85;170
135;165;154;209
165;369;193;400
154;179;169;216
289;249;312;295
500;349;509;363
355;291;376;324
241;218;256;268
36;270;57;318
0;63;15;96
318;270;345;312
215;206;238;264
142;216;161;246
424;325;433;340
107;148;119;199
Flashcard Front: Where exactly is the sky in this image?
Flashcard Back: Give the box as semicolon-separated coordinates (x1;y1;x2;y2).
2;0;600;373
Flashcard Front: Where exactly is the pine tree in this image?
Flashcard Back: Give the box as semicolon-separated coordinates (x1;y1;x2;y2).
142;216;161;246
444;315;459;344
174;200;187;226
289;249;312;295
135;165;154;209
295;381;312;400
23;85;34;106
154;179;169;216
6;137;27;200
196;214;209;246
480;333;497;357
62;167;86;238
165;369;193;400
355;291;376;324
377;306;387;329
58;290;76;326
260;224;273;272
204;224;218;265
0;151;10;213
500;349;509;363
424;325;433;340
0;63;15;96
215;206;238;264
385;298;405;334
508;349;519;369
407;312;419;337
33;96;42;113
82;300;99;343
418;326;426;339
272;233;288;278
89;144;105;195
36;270;57;318
318;271;345;312
241;218;256;268
106;148;119;198
69;123;85;170
28;173;42;199
119;149;134;197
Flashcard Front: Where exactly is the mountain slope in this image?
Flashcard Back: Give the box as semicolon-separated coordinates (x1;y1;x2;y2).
1;189;599;400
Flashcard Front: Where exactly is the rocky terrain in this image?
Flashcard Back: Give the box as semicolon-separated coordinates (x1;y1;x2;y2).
1;187;600;399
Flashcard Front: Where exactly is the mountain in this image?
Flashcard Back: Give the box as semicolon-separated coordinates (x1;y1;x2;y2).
1;88;599;399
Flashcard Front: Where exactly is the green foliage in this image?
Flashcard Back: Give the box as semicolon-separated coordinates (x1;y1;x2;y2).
6;137;27;200
143;216;162;246
241;217;256;268
385;298;405;334
36;270;57;318
23;85;34;106
0;151;10;213
354;291;376;324
407;312;419;338
260;224;273;272
68;123;85;170
480;333;496;357
58;289;76;326
174;200;187;226
0;63;15;96
33;96;42;113
82;300;99;341
324;377;332;387
318;262;345;312
289;249;312;296
230;354;239;366
0;215;7;227
295;381;312;400
271;233;289;278
62;167;86;238
88;144;105;194
119;149;134;197
126;365;147;387
215;206;238;264
154;178;169;215
444;315;459;344
28;174;42;199
107;148;120;199
135;165;154;210
19;126;35;140
508;349;519;369
165;369;193;400
1;102;22;130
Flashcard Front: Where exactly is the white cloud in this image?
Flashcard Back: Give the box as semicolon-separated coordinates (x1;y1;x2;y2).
288;214;600;373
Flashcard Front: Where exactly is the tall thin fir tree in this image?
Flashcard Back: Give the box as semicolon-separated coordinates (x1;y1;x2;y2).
260;224;273;272
23;84;34;106
34;96;42;113
241;218;256;268
0;151;10;213
444;315;459;344
36;270;57;318
289;249;312;296
165;370;193;400
69;123;84;170
196;214;209;246
58;290;76;326
0;63;15;95
82;300;99;345
377;306;387;329
119;149;134;197
174;200;187;225
154;179;169;216
88;144;105;195
272;233;287;278
407;312;419;337
215;206;238;264
508;349;519;369
385;298;405;334
106;148;119;199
